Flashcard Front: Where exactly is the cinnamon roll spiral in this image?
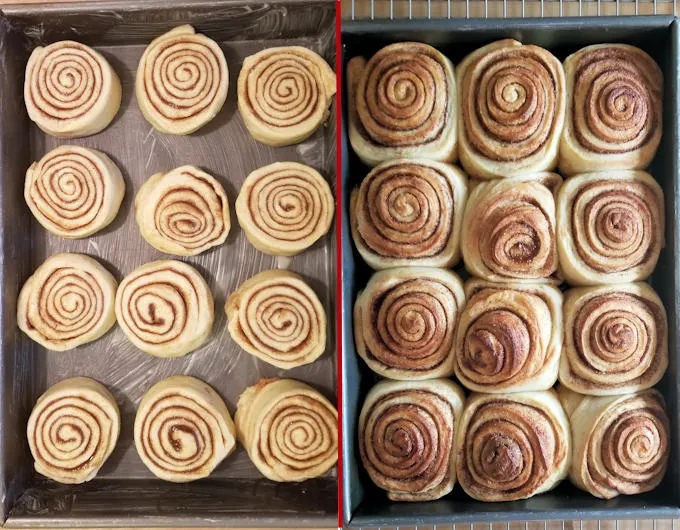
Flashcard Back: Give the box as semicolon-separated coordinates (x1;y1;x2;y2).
27;377;120;484
115;260;214;357
558;387;669;499
461;178;558;282
454;279;563;393
456;391;570;502
359;379;465;501
348;43;457;167
559;283;667;395
25;41;121;138
238;46;336;146
235;378;338;482
236;162;334;256
457;40;566;179
134;376;236;482
351;159;468;269
556;171;664;285
354;268;465;380
135;165;230;256
560;44;663;175
136;25;228;135
17;253;117;351
25;146;125;238
225;270;326;369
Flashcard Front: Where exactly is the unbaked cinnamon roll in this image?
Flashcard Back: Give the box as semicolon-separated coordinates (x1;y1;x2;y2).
457;40;566;179
134;376;236;482
235;378;337;482
25;41;121;138
461;178;558;282
354;267;464;380
455;278;562;393
25;146;125;238
456;390;570;502
136;25;228;135
558;386;669;499
559;282;667;395
27;377;120;484
359;378;465;501
351;159;468;269
238;46;336;146
560;44;663;175
115;260;214;357
236;162;334;256
135;165;230;256
17;253;117;351
348;43;457;166
556;171;664;285
225;270;326;369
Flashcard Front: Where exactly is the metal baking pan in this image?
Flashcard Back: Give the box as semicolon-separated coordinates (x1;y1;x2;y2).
341;15;680;528
0;0;337;527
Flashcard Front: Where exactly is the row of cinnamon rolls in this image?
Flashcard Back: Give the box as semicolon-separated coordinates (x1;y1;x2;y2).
348;40;662;177
27;375;337;485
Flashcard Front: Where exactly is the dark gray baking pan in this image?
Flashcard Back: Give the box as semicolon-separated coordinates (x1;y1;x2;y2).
0;0;337;527
341;15;680;528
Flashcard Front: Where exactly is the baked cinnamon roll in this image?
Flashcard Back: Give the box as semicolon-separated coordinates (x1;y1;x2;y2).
136;25;228;135
238;46;336;146
558;386;669;499
560;44;663;175
454;278;562;393
456;390;570;502
25;41;121;138
359;378;465;501
134;376;236;482
235;378;337;482
556;171;664;285
225;270;326;369
17;253;117;351
457;40;566;179
348;43;457;166
236;162;334;256
354;267;465;380
135;165;230;256
351;159;468;269
461;177;558;282
27;377;120;484
559;282;667;395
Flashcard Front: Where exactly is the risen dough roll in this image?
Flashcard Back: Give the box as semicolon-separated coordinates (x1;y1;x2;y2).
461;178;558;282
25;145;125;238
235;378;338;482
457;40;566;179
350;159;468;269
17;253;117;351
359;378;465;501
25;41;121;138
558;386;669;499
454;278;562;393
456;391;570;502
115;260;214;357
236;162;333;256
136;25;228;135
556;171;664;285
559;283;667;395
135;165;230;256
27;377;120;484
225;270;326;369
560;44;663;175
134;376;236;482
354;267;464;380
238;46;336;146
348;43;457;166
